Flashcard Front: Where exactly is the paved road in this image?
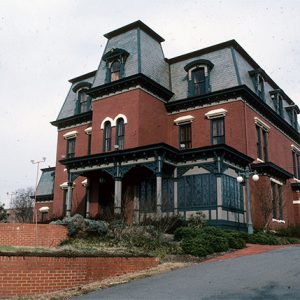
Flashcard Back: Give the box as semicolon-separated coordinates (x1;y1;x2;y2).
74;246;300;300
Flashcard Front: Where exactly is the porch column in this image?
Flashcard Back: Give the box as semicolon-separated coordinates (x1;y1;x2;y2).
66;170;73;217
216;157;223;220
85;179;90;218
173;167;178;215
156;156;162;215
114;178;122;215
114;163;122;215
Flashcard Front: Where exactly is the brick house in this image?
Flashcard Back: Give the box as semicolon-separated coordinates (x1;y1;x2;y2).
37;20;300;230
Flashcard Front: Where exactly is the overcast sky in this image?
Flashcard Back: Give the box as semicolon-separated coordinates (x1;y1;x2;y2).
1;0;300;207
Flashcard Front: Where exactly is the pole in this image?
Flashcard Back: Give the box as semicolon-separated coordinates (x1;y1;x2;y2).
31;158;46;247
245;166;254;234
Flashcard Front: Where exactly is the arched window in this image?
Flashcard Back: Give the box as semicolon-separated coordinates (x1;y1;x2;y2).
257;75;264;99
192;67;206;96
103;121;112;152
111;61;121;82
116;118;125;150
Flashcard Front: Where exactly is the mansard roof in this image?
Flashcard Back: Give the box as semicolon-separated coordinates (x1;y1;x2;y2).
36;167;55;201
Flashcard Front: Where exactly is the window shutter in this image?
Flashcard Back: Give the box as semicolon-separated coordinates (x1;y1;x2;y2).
105;68;111;83
87;96;92;111
120;63;125;78
188;79;194;97
205;76;210;93
75;100;80;114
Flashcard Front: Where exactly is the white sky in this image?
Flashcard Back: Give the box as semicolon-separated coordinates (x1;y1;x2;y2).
1;0;300;207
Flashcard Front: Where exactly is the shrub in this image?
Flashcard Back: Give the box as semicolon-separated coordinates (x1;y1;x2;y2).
187;212;207;229
51;214;108;237
276;225;300;238
181;237;212;257
174;227;202;241
248;232;280;245
140;215;187;234
205;235;229;253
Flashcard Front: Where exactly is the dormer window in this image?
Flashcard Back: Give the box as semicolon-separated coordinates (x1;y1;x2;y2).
192;67;205;96
184;59;214;97
111;61;121;82
257;76;264;99
286;105;300;130
72;82;92;115
270;90;284;117
249;69;266;101
78;89;90;113
102;48;129;83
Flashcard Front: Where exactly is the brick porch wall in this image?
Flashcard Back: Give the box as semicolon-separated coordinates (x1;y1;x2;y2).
0;224;68;248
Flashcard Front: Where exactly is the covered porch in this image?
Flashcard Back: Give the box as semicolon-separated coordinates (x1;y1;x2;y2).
60;143;253;228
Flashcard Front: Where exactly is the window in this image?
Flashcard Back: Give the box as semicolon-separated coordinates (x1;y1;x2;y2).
211;118;225;145
102;48;129;83
66;138;76;158
254;117;270;161
271;181;283;220
249;70;265;101
103;121;112;152
257;76;264;100
110;61;121;81
41;212;48;223
288;109;298;130
87;134;92;155
292;150;300;179
256;125;268;161
192;67;205;96
78;89;91;113
179;123;192;149
116;118;125;150
184;59;214;97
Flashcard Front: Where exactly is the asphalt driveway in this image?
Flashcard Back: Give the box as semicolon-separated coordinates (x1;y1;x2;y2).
74;245;300;300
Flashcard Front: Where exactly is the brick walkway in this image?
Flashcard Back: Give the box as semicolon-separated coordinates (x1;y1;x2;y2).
205;243;298;263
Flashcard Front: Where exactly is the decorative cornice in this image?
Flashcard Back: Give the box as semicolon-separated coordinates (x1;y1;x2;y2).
251;162;293;180
87;73;173;101
51;111;92;129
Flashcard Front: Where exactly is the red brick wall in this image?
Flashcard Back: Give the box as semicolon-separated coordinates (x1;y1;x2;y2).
0;224;68;248
0;255;159;297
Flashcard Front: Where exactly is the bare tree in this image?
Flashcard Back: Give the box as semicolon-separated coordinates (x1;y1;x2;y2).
10;187;34;223
254;180;287;231
0;202;8;223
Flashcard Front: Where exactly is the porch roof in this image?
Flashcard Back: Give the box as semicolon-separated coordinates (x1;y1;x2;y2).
251;162;293;181
59;143;254;171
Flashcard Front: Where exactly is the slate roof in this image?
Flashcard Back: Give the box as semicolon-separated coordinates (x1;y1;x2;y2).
36;167;55;199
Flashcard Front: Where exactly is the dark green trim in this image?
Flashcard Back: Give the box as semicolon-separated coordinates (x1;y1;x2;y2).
59;143;253;171
230;47;241;85
184;59;214;72
166;85;300;143
87;73;173;101
68;70;97;84
137;27;142;73
251;162;293;180
104;20;165;43
51;111;92;129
